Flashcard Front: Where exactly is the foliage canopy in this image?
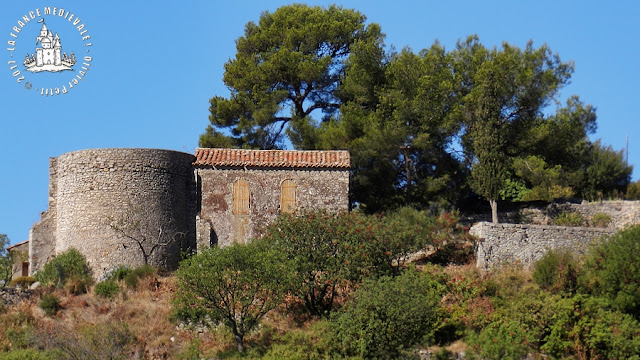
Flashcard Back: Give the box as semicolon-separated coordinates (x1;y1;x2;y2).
200;5;632;212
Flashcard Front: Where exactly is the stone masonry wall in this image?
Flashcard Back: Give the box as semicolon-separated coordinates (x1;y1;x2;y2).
471;222;616;270
566;201;640;229
29;157;58;273
466;200;640;230
196;167;349;247
39;148;197;278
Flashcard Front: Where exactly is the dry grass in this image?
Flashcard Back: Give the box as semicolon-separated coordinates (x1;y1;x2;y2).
0;275;216;359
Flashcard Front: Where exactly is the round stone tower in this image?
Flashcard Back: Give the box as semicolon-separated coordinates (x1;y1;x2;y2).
53;148;196;278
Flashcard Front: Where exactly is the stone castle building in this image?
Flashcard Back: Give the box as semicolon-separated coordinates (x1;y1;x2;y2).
26;148;350;279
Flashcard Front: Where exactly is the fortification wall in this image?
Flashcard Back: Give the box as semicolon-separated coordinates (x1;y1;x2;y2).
50;148;196;278
196;167;349;247
471;222;616;270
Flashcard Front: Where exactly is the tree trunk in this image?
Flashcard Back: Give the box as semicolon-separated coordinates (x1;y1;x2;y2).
490;199;498;224
233;331;244;352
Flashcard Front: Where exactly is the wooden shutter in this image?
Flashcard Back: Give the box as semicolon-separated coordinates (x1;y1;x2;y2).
233;179;250;214
281;180;296;213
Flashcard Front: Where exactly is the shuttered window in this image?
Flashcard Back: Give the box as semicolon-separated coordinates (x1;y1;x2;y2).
233;179;250;214
280;179;296;214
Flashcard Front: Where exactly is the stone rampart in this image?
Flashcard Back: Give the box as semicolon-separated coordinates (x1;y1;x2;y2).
470;222;616;270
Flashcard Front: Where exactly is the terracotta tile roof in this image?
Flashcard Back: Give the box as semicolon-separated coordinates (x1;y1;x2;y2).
194;148;350;169
6;240;29;251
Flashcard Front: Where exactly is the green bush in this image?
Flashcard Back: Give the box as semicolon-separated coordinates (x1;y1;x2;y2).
39;294;60;316
579;225;640;319
9;276;36;289
468;320;533;360
34;248;92;293
590;212;612;228
122;265;156;289
541;294;640;359
107;265;131;281
532;250;577;294
626;180;640;200
554;211;584;226
0;349;59;360
329;269;444;359
261;326;328;360
94;280;120;298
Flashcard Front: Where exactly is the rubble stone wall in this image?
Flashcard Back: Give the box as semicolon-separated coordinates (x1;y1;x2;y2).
196;167;349;247
471;222;616;270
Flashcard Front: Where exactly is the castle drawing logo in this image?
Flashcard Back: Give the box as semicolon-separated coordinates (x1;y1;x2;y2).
23;19;76;73
6;7;93;96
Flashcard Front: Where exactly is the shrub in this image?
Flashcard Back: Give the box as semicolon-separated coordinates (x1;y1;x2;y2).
590;212;612;228
9;276;36;289
35;248;92;293
30;320;135;360
532;250;577;294
554;211;584;226
39;294;60;316
262;326;328;360
467;320;533;360
122;265;156;290
329;269;444;359
0;349;59;360
626;180;640;200
579;225;640;319
94;280;120;299
541;294;640;359
174;242;289;353
106;265;131;281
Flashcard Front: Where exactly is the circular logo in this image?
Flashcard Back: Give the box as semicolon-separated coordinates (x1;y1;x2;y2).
6;7;93;96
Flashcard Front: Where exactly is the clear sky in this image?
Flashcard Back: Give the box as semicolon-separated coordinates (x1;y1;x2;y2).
1;1;639;244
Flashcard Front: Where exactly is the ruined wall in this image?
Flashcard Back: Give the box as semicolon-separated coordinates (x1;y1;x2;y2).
40;148;196;278
466;200;640;230
196;167;349;247
471;222;616;270
29;157;58;273
566;201;640;229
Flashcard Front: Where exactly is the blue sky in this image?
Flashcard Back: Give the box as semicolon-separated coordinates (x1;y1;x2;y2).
1;1;639;244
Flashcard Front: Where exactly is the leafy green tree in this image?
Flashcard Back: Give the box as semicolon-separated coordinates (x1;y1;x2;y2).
582;140;632;200
0;234;14;286
344;46;467;212
626;179;640;200
511;155;574;201
455;37;574;222
174;242;289;353
199;4;385;150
